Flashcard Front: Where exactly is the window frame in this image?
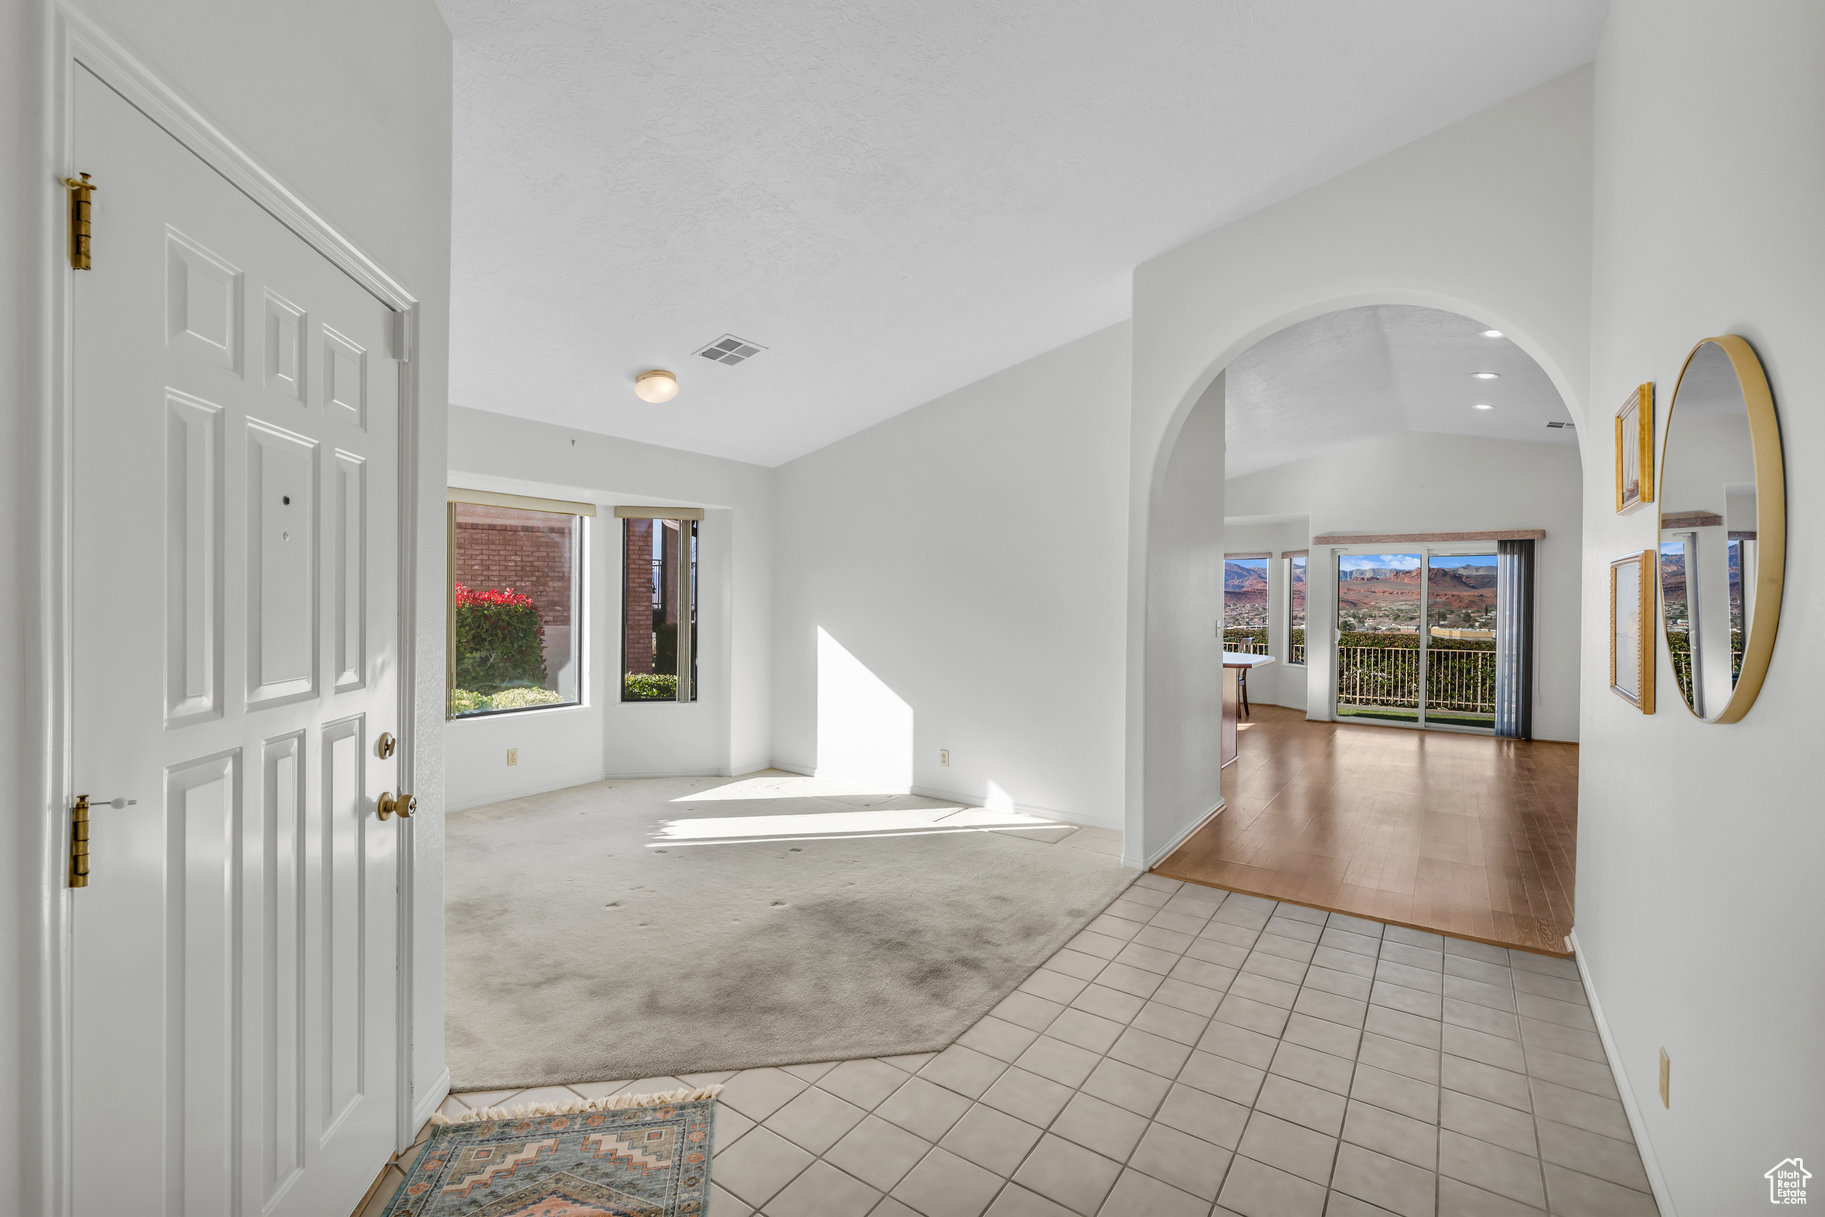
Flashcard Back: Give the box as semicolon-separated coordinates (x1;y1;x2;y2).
1222;551;1272;655
1285;550;1307;666
445;488;594;721
616;506;704;704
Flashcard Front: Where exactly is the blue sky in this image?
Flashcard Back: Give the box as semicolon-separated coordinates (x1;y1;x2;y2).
1340;553;1422;571
1338;553;1498;572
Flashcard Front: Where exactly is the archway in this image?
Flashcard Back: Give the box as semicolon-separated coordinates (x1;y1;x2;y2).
1126;299;1589;952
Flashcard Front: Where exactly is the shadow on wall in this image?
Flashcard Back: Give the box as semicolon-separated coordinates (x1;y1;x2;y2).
815;627;914;789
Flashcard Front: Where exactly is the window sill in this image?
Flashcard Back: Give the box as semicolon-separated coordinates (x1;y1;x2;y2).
447;700;590;724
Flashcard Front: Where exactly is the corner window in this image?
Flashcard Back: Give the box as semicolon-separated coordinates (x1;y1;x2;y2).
619;509;700;702
1288;554;1307;664
447;493;589;718
1222;555;1270;654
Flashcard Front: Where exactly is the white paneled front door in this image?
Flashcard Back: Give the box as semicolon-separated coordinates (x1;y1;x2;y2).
69;68;406;1216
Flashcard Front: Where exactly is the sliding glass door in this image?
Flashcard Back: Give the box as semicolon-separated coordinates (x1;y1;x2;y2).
1335;548;1499;731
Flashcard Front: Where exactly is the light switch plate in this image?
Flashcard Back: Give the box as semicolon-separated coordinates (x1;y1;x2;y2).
506;748;519;767
1658;1048;1670;1107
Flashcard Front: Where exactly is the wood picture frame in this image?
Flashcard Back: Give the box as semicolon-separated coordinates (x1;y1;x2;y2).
1615;382;1654;512
1610;549;1655;712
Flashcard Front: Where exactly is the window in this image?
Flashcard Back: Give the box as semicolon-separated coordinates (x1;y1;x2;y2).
1288;553;1306;664
1222;554;1270;654
447;491;590;718
620;508;700;702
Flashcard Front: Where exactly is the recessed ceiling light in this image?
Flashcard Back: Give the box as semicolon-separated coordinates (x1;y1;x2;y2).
634;369;679;403
1481;329;1504;338
1473;403;1495;411
1471;371;1500;380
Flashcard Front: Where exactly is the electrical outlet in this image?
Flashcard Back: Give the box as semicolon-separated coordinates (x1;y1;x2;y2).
939;749;950;767
1659;1048;1670;1107
506;748;519;767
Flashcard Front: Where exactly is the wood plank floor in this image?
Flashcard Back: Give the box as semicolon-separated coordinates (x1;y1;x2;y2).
1153;705;1579;955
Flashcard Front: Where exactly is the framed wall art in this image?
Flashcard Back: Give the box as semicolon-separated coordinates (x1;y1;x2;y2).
1615;382;1654;512
1610;549;1655;713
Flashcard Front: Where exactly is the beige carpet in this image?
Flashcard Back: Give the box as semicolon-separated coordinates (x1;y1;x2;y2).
444;771;1134;1090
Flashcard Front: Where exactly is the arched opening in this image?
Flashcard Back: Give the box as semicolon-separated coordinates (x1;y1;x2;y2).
1134;303;1587;952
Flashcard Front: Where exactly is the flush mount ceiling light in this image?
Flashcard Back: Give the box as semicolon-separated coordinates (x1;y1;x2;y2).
634;369;678;403
1473;403;1496;411
1481;329;1504;338
1471;371;1501;380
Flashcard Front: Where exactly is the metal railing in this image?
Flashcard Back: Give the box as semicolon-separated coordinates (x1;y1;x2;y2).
1335;646;1495;715
1223;630;1305;663
1222;631;1271;656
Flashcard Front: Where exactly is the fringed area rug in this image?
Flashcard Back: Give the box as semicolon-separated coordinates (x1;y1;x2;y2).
384;1088;719;1216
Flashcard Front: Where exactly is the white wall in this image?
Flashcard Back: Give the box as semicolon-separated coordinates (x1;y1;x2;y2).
446;405;775;807
1127;67;1596;869
771;323;1131;828
1577;3;1825;1211
4;0;452;1201
1227;433;1584;742
1131;374;1230;863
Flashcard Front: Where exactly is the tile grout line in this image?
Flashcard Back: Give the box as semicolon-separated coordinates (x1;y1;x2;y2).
517;877;1649;1217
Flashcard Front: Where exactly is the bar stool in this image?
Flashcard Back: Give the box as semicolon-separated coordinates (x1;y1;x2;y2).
1238;637;1253;717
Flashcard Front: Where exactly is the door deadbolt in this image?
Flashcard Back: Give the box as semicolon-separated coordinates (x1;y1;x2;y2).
377;791;416;821
376;732;397;760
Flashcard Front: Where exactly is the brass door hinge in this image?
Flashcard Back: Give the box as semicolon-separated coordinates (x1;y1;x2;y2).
68;793;137;888
63;172;97;270
68;795;91;888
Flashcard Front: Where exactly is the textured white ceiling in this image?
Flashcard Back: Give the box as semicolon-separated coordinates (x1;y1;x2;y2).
438;0;1606;466
1224;305;1576;477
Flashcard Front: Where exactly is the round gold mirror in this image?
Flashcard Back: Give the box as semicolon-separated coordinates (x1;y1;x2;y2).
1657;336;1785;722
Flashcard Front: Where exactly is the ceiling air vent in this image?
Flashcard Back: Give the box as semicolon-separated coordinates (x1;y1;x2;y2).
1545;420;1575;430
695;334;766;366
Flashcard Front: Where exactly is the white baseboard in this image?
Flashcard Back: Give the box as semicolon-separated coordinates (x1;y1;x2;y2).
1567;929;1677;1217
446;769;743;812
412;1066;451;1137
1125;800;1225;871
445;774;609;812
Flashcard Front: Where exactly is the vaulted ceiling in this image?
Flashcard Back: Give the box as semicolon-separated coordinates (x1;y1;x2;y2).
1224;305;1577;477
438;0;1607;466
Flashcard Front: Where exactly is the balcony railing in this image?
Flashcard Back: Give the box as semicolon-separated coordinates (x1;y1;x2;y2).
1336;646;1495;718
1221;630;1271;656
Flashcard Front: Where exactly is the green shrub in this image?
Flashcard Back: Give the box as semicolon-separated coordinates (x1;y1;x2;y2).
623;672;678;701
448;687;487;715
454;583;547;693
488;686;564;710
448;685;565;716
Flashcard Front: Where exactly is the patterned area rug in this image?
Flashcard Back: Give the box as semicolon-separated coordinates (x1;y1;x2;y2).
384;1090;716;1216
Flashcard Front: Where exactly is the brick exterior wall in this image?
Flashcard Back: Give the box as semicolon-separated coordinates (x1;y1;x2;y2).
623;519;654;674
453;504;575;629
621;518;686;676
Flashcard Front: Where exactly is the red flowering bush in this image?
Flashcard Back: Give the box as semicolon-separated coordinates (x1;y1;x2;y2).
453;582;547;693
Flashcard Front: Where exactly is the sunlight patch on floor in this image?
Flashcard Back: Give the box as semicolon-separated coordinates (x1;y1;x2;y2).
650;805;1051;844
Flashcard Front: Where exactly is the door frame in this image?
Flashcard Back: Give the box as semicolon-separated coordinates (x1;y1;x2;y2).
1329;544;1498;736
40;8;427;1211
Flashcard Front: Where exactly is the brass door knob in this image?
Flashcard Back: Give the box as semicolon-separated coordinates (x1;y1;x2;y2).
377;791;417;820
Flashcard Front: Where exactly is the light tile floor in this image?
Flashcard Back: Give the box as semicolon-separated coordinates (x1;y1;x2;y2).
358;876;1661;1217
